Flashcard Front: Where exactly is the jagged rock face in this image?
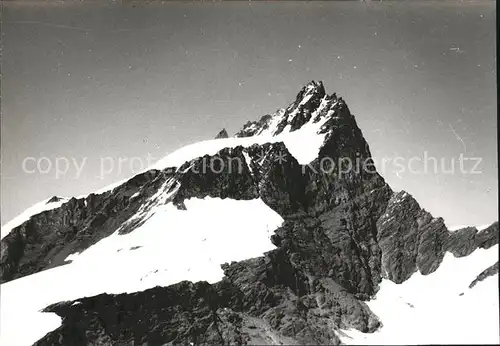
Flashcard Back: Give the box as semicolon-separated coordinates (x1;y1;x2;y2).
172;147;259;206
295;99;392;296
34;280;245;346
278;80;326;133
377;191;444;283
2;81;498;345
167;142;309;216
447;221;499;256
234;114;273;138
377;192;499;284
469;262;499;289
273;183;392;298
250;143;309;216
475;221;500;249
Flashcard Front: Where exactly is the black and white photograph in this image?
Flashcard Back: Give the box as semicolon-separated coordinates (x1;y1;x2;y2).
0;0;498;345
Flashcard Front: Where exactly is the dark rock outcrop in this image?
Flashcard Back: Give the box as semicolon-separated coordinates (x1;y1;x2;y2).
445;222;499;258
469;262;499;289
475;221;499;249
235;114;275;138
47;196;64;204
376;192;498;283
377;192;447;283
446;226;480;258
215;128;229;139
172;146;259;206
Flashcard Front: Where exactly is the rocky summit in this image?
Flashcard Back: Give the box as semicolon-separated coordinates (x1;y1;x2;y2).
215;129;229;139
1;81;498;346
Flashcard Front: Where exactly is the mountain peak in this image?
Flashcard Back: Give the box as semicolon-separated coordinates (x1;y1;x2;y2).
214;128;229;139
1;80;498;346
291;80;326;109
235;81;341;138
299;80;326;98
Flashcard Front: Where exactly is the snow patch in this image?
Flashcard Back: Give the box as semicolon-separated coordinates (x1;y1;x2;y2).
242;151;254;175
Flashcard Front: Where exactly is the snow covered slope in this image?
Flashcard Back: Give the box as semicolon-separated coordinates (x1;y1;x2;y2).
0;197;283;346
340;245;499;345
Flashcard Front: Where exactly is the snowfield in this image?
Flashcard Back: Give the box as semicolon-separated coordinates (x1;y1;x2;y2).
340;244;500;345
0;197;283;346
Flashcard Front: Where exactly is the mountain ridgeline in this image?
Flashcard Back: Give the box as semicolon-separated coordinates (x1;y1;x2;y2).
1;81;498;345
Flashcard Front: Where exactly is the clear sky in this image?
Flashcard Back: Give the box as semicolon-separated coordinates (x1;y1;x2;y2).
1;1;497;228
